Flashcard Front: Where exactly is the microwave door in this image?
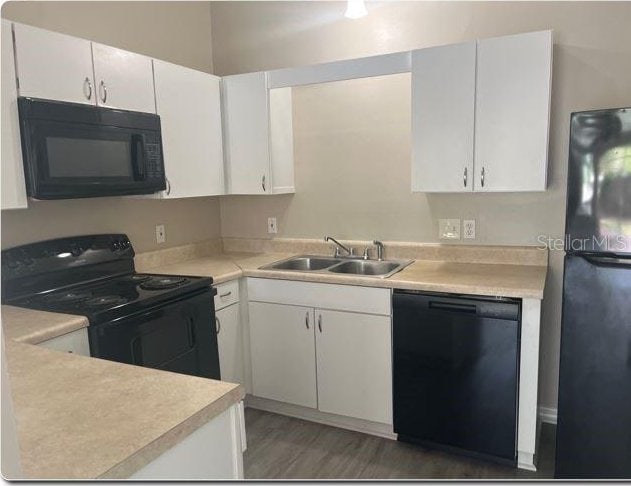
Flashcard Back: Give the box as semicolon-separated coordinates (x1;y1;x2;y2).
18;97;165;200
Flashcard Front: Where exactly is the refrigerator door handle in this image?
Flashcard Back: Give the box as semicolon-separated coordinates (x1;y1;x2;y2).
582;255;631;267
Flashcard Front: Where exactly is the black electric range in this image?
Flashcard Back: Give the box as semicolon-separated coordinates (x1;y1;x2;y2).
1;234;220;379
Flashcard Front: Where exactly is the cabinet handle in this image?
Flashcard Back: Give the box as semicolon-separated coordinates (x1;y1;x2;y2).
99;80;108;103
481;167;485;188
83;77;92;100
318;314;322;333
261;175;266;192
215;316;221;335
219;291;232;298
463;167;468;187
305;312;309;329
165;178;171;195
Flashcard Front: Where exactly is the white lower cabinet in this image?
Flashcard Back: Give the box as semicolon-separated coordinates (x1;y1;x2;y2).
130;402;245;479
315;309;392;424
37;327;90;356
216;303;244;385
247;279;393;425
214;281;244;385
248;302;317;408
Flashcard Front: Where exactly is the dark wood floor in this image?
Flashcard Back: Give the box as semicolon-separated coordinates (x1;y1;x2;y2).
243;408;556;480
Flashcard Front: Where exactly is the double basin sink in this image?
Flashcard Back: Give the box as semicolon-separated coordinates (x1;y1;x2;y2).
260;255;413;279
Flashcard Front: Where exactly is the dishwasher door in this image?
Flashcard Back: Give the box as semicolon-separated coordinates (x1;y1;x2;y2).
392;290;521;464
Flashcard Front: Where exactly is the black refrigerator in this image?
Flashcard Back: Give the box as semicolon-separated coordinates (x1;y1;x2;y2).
556;107;631;479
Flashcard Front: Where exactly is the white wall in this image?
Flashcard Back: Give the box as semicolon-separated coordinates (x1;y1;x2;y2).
210;1;631;410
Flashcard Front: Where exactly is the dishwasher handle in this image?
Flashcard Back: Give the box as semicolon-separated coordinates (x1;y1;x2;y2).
429;301;477;314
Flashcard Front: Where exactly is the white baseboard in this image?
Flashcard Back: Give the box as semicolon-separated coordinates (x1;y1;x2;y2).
538;406;557;425
245;395;396;440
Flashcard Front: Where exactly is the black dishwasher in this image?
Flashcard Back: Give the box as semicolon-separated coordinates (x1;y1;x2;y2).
393;290;521;465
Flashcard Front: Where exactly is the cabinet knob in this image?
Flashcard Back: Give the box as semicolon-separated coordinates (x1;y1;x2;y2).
83;77;92;100
99;80;108;103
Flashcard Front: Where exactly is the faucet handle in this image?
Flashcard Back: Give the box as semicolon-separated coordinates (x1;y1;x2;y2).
373;240;384;260
362;247;372;260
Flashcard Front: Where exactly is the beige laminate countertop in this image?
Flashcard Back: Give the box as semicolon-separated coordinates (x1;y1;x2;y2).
2;306;244;480
151;251;547;299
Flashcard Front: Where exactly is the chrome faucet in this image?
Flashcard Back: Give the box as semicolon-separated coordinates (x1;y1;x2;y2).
324;236;353;257
373;240;385;261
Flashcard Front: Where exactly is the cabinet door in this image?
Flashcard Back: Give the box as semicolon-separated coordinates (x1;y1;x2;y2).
315;309;392;424
1;21;27;209
154;59;224;198
474;30;552;192
411;42;476;192
248;302;317;408
13;22;95;105
222;72;270;194
92;43;156;113
216;303;244;385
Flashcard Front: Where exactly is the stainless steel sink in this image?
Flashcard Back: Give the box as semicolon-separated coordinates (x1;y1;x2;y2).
263;256;340;271
326;260;401;276
260;255;412;279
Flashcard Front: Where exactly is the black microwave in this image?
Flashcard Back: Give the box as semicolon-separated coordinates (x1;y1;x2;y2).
17;97;166;200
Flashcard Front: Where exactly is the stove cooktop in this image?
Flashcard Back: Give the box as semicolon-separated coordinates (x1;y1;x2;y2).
10;273;213;325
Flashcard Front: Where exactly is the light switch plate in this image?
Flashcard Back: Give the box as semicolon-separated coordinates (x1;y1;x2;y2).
267;217;278;234
155;224;166;244
439;219;461;240
463;219;476;239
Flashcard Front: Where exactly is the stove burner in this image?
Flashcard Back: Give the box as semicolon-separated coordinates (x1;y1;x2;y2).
84;295;128;307
140;276;188;290
128;274;152;283
45;291;92;303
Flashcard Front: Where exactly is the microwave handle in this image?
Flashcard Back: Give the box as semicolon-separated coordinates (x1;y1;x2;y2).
131;134;147;180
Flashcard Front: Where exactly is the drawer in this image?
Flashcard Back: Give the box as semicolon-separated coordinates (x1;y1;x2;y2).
247;278;391;316
214;280;239;310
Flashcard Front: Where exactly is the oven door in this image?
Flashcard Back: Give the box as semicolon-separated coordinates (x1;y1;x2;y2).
18;97;166;199
89;288;220;380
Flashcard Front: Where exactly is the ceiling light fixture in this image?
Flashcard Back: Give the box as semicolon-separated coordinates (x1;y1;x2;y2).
345;0;367;19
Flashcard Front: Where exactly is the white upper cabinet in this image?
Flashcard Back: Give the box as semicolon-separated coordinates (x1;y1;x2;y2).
412;41;476;193
154;59;224;198
222;72;271;194
92;43;156;113
13;22;96;105
411;30;552;193
1;21;27;210
474;30;552;192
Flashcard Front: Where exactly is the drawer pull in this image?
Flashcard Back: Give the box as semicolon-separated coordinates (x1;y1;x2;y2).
215;316;221;334
220;291;232;298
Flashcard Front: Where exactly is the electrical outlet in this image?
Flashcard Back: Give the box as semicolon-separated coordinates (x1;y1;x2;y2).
463;219;476;239
439;219;461;240
155;224;166;244
267;217;278;234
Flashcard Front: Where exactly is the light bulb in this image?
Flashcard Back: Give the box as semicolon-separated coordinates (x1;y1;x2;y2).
345;0;367;19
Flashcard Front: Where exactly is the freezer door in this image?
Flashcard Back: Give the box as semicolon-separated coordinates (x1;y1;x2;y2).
556;254;631;478
565;108;631;255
